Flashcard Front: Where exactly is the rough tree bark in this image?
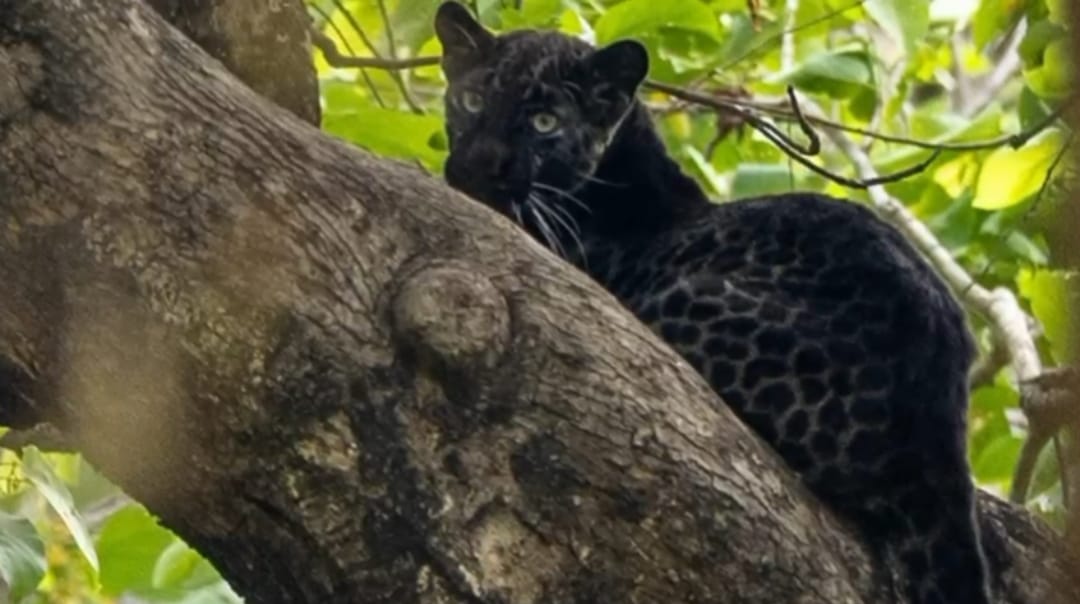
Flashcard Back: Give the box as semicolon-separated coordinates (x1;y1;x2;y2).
0;1;1076;602
145;0;320;124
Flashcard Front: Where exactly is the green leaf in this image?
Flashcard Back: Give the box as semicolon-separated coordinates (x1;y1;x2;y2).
872;105;1004;177
1017;268;1079;363
967;382;1018;459
153;540;219;591
683;146;728;197
1028;439;1063;499
973;433;1023;486
864;0;929;55
932;154;978;198
594;0;720;45
655;27;726;78
972;0;1027;50
96;505;175;595
1024;37;1073;99
389;0;442;53
1018;86;1053;130
322;93;447;172
1045;0;1066;23
970;381;1020;414
1018;19;1068;67
0;510;45;602
164;582;245;604
97;505;238;601
972;128;1065;209
21;447;98;572
500;0;566;30
731;163;795;198
775;47;875;99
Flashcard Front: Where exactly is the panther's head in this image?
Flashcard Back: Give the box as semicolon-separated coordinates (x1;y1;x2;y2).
435;1;647;229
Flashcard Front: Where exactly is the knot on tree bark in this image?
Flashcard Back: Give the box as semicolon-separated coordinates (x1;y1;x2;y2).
392;261;511;375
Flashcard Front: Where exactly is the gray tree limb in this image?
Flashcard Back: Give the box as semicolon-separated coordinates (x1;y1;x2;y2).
0;1;1076;602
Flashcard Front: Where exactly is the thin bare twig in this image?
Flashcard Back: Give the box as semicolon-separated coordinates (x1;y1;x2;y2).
309;4;387;108
645;81;819;155
330;0;423;113
648;80;935;188
311;37;440;70
652;82;1077;153
785;86;820;155
1012;368;1080;503
375;0;399;58
759;122;941;188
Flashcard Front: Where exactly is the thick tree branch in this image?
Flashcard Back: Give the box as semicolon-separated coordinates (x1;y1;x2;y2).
0;1;1076;603
147;0;319;124
0;1;874;602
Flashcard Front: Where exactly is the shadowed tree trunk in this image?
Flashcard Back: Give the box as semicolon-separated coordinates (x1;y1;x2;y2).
145;0;320;124
0;0;1076;602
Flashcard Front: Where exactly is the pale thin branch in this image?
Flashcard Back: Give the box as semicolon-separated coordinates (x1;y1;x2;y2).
970;342;1010;390
781;0;799;72
959;20;1026;117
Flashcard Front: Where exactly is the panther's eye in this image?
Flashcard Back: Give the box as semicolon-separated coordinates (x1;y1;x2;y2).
531;112;559;134
461;91;484;113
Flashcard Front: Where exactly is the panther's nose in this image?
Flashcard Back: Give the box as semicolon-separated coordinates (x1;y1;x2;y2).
468;139;515;179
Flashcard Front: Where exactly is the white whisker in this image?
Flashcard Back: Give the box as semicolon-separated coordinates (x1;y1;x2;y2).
526;198;568;260
547;201;580;236
577;171;626;188
546;155;625;188
531;193;587;267
511;201;525;227
532;182;592;214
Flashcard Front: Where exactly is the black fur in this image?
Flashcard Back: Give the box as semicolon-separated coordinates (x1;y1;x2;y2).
435;4;990;602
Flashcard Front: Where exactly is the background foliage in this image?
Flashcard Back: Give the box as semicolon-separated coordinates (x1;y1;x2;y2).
1;0;1074;600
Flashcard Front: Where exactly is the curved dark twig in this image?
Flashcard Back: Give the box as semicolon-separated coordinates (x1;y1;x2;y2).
1011;367;1080;504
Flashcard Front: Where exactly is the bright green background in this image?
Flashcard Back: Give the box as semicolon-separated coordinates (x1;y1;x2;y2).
2;0;1074;600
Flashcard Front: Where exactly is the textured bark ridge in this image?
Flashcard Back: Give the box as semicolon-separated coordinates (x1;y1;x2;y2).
0;1;1076;603
146;0;320;124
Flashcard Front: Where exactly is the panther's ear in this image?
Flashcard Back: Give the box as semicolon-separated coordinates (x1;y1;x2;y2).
435;2;494;80
585;40;648;97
